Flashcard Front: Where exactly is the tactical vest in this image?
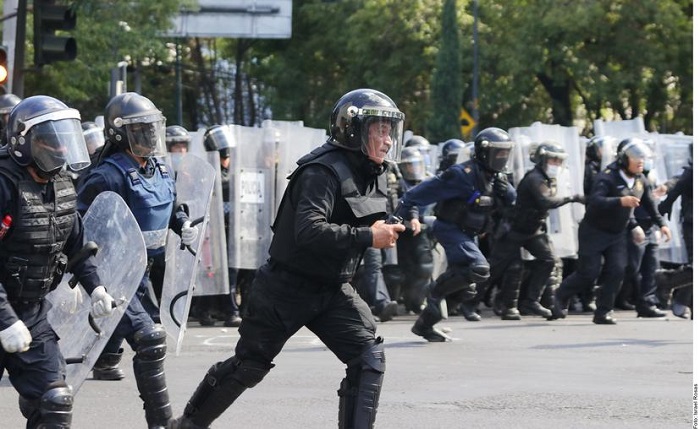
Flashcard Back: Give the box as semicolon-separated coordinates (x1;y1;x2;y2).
434;160;494;235
269;145;388;282
104;152;175;255
0;157;76;302
511;168;554;234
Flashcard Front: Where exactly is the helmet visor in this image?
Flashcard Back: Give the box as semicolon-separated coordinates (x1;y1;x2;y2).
30;118;90;172
205;126;235;151
83;127;105;155
122;114;166;157
399;157;425;181
360;108;405;163
486;142;513;172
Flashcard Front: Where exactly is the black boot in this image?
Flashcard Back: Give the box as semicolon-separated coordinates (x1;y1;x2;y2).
501;307;521;320
460;301;481;321
93;349;125;381
411;298;450;342
636;304;666;318
519;300;552;318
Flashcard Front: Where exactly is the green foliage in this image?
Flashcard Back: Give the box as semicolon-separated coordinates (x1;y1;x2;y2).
426;0;462;143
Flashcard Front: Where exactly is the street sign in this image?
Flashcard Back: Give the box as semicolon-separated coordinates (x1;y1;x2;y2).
460;108;476;139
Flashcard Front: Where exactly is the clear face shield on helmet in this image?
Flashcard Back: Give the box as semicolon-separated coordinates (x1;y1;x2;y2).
205;125;235;152
21;109;90;173
116;113;166;157
622;141;652;175
485;142;513;172
83;126;105;155
399;154;426;181
359;107;405;164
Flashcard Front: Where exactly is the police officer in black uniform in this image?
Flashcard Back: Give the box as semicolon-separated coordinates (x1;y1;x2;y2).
399;127;516;341
78;93;197;428
169;88;406;429
489;142;584;320
551;138;671;324
437;138;466;174
0;95;116;428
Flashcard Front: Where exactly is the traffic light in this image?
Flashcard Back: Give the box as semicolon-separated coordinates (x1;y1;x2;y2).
33;0;77;66
0;46;8;91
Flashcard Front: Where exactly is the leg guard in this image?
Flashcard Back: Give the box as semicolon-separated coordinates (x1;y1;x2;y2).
133;325;172;428
338;338;386;429
93;349;125;381
174;356;272;429
23;381;73;428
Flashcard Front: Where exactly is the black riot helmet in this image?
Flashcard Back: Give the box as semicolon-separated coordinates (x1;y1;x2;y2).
165;125;191;152
473;127;514;173
203;124;235;159
329;88;405;163
617;137;651;174
441;138;466;161
398;146;426;181
81;121;105;155
7;95;90;177
104;92;166;157
529;141;568;169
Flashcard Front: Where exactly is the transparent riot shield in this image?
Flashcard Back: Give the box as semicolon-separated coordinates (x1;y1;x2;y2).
160;154;216;355
193;150;229;296
47;191;147;393
228;125;276;270
270;120;326;212
650;133;692;264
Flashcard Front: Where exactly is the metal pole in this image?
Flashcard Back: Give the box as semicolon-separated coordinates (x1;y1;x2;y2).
471;0;479;138
12;0;25;97
175;39;182;125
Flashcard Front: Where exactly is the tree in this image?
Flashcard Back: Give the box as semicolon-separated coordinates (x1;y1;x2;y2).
427;0;463;143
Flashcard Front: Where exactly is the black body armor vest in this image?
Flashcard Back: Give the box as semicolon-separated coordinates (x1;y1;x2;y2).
269;145;388;283
0;156;76;302
434;160;494;235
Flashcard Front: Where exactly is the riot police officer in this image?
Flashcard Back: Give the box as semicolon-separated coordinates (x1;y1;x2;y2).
400;127;516;341
551;138;671;324
0;95;116;428
392;146;434;313
489;142;584;320
169;88;406;429
77;93;199;428
404;134;435;175
437;138;466;174
164;125;191;172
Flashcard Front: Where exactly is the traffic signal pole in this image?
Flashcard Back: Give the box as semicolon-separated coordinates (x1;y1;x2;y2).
12;0;26;97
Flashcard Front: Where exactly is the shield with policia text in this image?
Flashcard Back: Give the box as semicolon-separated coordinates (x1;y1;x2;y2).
160;153;216;355
47;191;147;393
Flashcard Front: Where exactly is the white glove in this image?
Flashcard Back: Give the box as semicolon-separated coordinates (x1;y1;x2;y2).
181;220;199;247
0;320;32;353
631;226;646;245
67;285;84;314
90;286;115;318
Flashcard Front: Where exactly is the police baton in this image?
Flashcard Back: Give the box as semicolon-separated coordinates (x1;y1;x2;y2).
180;215;206;255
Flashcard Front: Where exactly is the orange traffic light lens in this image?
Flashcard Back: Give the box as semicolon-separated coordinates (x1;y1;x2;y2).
0;66;7;84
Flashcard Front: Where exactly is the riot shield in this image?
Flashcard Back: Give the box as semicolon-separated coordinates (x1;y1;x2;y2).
160;154;216;355
228;125;276;270
47;191;147;393
193;150;229;296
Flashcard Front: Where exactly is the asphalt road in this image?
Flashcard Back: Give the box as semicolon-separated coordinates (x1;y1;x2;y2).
0;309;694;428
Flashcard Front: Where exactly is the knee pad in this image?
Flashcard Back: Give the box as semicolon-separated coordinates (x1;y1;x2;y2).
134;324;167;361
220;357;272;389
348;338;386;374
470;264;490;283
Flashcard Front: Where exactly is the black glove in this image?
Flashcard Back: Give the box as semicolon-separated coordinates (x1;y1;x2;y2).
658;199;672;217
493;175;509;198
